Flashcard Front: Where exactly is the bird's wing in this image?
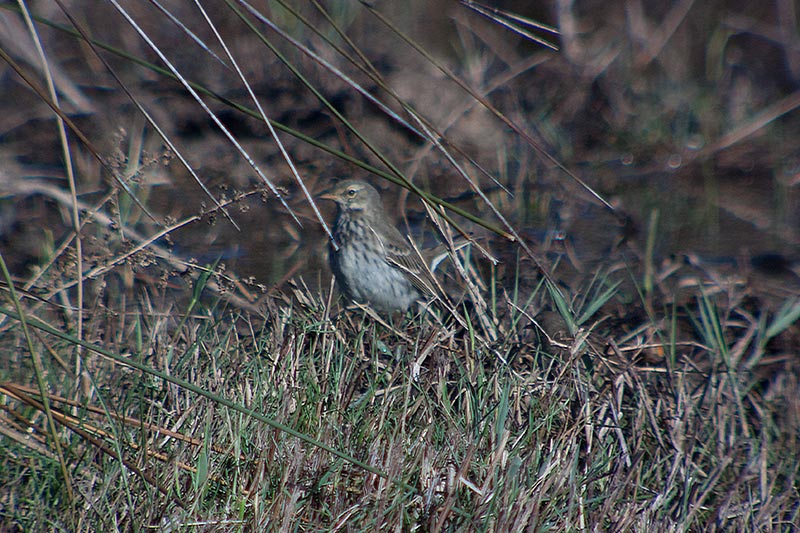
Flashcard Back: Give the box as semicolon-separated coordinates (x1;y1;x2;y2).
384;236;441;299
365;217;442;299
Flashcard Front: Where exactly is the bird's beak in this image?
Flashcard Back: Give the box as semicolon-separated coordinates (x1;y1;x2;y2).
318;188;337;202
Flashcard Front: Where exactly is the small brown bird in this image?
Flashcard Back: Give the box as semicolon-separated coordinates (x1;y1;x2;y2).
320;180;436;313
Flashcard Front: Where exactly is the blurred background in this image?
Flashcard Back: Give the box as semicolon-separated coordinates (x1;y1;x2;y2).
1;0;798;304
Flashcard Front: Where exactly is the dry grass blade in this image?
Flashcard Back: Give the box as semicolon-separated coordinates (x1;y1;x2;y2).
151;0;231;69
459;0;560;51
698;89;800;157
16;0;86;396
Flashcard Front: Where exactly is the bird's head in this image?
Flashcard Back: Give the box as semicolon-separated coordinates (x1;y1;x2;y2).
320;180;382;213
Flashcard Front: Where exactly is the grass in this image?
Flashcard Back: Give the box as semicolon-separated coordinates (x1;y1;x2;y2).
1;0;799;531
2;253;797;530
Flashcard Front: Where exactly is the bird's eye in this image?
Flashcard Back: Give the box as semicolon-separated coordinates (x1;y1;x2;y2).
346;188;357;197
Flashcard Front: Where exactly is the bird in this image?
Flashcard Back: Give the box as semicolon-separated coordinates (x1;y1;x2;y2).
320;180;438;313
